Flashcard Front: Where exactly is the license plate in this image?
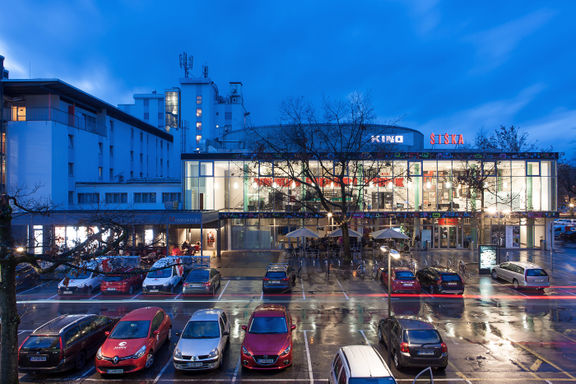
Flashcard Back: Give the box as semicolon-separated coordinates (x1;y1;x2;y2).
258;358;274;364
149;289;159;293
107;288;116;291
63;290;73;294
402;283;413;286
190;284;202;287
190;362;203;368
107;369;124;374
29;356;47;362
418;350;435;356
269;281;280;284
447;282;457;285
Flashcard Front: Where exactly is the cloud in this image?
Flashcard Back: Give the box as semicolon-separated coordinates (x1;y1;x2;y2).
522;110;576;155
0;38;28;78
402;0;441;35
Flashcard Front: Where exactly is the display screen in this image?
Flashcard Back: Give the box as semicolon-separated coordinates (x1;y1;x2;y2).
479;245;498;271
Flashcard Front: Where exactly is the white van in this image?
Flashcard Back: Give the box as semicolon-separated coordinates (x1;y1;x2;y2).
142;256;185;294
330;345;397;384
57;260;103;295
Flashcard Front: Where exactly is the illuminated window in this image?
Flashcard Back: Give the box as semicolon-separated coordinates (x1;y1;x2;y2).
196;122;202;130
11;106;26;121
196;108;202;117
98;167;103;179
196;135;202;143
196;96;202;104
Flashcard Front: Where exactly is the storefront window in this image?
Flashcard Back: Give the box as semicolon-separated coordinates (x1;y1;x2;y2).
422;161;436;211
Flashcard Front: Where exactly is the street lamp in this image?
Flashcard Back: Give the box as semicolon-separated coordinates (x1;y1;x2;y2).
381;245;401;317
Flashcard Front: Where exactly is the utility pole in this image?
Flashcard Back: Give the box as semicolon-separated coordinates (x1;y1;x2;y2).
0;55;5;194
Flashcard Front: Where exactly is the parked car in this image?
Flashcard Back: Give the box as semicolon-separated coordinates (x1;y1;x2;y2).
329;345;397;384
262;263;296;293
490;261;550;290
240;304;295;370
182;268;221;295
416;266;464;295
100;267;144;295
57;260;103;295
18;314;116;373
378;316;448;371
16;263;40;292
381;267;421;293
173;308;230;370
95;306;171;375
142;256;185;294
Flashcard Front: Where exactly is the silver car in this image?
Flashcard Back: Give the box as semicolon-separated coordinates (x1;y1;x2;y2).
491;261;550;290
173;309;230;370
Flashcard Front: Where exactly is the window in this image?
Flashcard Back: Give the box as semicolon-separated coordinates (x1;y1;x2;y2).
105;193;127;204
98;142;103;154
68;162;74;177
143;98;149;109
225;111;232;120
11;106;26;121
68;134;74;149
158;112;163;122
130;151;134;161
144;112;149;121
131;128;134;139
78;193;99;204
68;191;74;205
196;122;202;130
196;135;202;143
134;192;156;203
110;120;114;133
110;145;114;157
109;168;114;179
140;153;143;164
151;312;164;333
130;171;134;178
196;108;202;117
196;95;202;104
140;132;143;142
162;192;181;203
527;161;540;176
200;161;213;176
98;167;103;179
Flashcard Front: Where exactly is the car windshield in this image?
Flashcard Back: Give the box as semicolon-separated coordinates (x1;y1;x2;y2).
103;275;124;282
349;378;397;384
395;271;415;280
109;320;150;339
249;316;287;334
182;321;220;339
266;271;286;279
526;269;548;276
440;273;461;282
21;336;60;350
407;329;441;344
186;270;209;282
148;268;171;278
65;270;91;279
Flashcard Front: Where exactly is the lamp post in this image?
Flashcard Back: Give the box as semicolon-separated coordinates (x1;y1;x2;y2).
381;245;401;318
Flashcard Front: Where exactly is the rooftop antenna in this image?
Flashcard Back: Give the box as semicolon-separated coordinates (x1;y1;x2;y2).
179;52;193;78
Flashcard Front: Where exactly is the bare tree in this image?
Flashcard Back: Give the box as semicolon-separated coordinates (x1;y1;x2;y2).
558;160;576;211
475;125;536;152
241;94;404;262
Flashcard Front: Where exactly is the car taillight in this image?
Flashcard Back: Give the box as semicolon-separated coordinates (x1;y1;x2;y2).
183;283;190;287
441;342;448;353
263;278;270;281
203;282;210;286
59;336;64;361
281;278;289;281
400;342;409;353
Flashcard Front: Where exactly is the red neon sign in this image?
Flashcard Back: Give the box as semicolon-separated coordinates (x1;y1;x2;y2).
430;133;464;145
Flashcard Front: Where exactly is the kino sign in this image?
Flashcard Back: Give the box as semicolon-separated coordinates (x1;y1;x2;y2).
371;135;404;144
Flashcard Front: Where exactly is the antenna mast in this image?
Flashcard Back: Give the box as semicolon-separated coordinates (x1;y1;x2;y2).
179;52;193;78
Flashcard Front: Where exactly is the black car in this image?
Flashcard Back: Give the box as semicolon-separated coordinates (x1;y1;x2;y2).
416;266;464;294
16;263;40;292
18;314;117;373
378;316;448;370
262;263;296;293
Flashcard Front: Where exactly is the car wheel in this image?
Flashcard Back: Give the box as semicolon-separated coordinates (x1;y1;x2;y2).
145;352;154;369
491;270;498;280
393;351;403;369
74;352;86;370
513;279;519;289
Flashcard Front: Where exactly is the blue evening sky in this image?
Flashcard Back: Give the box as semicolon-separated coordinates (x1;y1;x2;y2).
1;1;575;158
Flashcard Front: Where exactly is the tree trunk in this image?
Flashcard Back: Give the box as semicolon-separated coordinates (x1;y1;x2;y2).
0;261;20;384
341;221;352;263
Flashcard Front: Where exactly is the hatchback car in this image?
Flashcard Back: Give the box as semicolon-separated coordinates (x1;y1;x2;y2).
95;307;171;375
491;261;550;290
378;317;448;370
173;309;230;370
18;314;116;373
329;345;397;384
16;263;40;292
57;260;103;295
100;267;144;295
241;304;295;370
381;267;421;293
182;268;221;295
262;263;296;293
416;266;464;294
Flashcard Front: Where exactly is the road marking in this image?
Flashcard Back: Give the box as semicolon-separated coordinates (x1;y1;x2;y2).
18;330;33;335
512;341;576;379
303;330;314;384
130;292;141;300
336;279;349;300
47;294;58;300
449;361;472;384
218;280;230;301
301;279;306;300
359;330;370;345
260;292;263;301
75;366;95;380
531;359;543;371
89;292;102;300
231;357;241;383
18;281;50;295
153;358;172;384
171;293;182;301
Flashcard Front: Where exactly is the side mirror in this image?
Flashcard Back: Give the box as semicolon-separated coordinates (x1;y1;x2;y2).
104;331;110;336
241;325;247;331
153;330;160;336
291;324;296;330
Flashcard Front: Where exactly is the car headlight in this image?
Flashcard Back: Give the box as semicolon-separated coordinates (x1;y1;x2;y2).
131;345;147;359
96;347;103;360
174;348;182;359
280;345;291;356
208;348;219;357
242;345;252;356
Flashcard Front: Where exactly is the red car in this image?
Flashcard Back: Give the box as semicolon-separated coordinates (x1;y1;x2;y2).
240;304;295;370
381;267;421;293
95;307;171;375
100;267;143;295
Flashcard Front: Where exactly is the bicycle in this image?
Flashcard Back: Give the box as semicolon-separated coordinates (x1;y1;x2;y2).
356;261;366;280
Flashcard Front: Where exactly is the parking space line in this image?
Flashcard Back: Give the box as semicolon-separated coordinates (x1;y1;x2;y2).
449;361;472;384
531;359;543;372
47;294;58;300
359;330;370;345
218;280;230;301
153;359;172;384
130;292;141;300
75;365;94;380
231;357;241;383
512;340;576;379
303;330;314;384
171;293;182;301
18;281;50;295
336;279;349;300
89;292;102;300
301;279;306;300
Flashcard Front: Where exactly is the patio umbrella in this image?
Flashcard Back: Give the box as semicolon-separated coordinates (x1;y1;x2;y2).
327;228;363;238
285;227;320;238
370;228;409;239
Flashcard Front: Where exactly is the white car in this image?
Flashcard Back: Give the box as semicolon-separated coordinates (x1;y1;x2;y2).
173;309;230;370
57;260;103;295
142;256;185;294
330;345;397;384
491;261;550;290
